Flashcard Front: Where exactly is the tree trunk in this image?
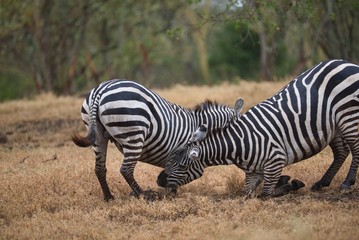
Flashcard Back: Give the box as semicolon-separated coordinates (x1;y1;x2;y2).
185;1;211;84
292;36;308;76
259;30;272;81
139;43;151;84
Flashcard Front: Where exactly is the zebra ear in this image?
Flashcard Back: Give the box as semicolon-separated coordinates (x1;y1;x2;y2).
234;98;244;116
190;124;208;142
189;147;200;160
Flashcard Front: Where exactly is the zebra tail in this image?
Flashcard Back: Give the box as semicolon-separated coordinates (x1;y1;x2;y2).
72;127;96;148
72;93;100;148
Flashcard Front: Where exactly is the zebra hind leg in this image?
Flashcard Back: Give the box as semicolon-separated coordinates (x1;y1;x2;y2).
311;135;349;191
340;126;359;190
94;137;114;201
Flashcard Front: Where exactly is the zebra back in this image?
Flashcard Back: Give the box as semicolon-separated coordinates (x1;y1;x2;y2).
76;80;236;166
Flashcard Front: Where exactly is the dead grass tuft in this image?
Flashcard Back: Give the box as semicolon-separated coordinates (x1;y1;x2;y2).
1;81;359;239
225;168;245;197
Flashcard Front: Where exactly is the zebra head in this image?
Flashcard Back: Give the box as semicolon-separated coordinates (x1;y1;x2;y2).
164;120;214;190
158;124;211;189
165;142;206;191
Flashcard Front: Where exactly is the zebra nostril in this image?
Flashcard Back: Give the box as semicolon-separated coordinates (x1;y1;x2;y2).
157;170;168;187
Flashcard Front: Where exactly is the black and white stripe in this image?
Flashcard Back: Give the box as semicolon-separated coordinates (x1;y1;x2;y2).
166;59;359;197
72;80;236;200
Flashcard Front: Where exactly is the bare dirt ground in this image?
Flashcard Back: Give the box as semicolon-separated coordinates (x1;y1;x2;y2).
1;81;359;240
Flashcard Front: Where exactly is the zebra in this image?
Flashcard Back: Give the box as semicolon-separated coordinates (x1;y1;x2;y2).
165;59;359;198
72;79;237;201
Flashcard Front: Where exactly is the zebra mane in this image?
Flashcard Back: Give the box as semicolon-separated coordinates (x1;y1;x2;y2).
191;99;238;138
193;99;223;111
202;112;240;139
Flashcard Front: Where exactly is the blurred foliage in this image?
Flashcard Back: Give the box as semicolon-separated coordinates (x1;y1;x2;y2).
0;0;359;101
209;21;261;81
0;70;32;100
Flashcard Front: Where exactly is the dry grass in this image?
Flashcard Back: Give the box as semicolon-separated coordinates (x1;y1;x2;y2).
1;80;359;240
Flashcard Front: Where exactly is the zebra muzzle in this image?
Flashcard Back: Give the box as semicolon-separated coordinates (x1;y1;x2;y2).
157;170;168;187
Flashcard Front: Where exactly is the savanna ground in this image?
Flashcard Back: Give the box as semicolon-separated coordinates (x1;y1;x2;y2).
1;81;359;240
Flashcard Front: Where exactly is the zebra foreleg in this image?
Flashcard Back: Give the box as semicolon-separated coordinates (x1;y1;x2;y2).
271;179;306;197
243;173;263;198
259;161;286;198
120;160;161;201
275;175;291;188
244;173;304;198
275;175;305;191
340;129;359;190
311;135;349;191
120;161;143;197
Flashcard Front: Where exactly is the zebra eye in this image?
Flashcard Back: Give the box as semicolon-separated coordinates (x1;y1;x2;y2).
179;158;190;169
179;164;188;170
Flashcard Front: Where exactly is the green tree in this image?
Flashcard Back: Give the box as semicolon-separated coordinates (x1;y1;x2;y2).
1;0;359;101
209;21;261;81
0;0;93;94
297;0;359;62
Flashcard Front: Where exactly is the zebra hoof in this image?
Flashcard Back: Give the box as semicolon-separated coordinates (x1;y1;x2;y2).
339;183;353;192
291;179;305;191
257;193;270;200
141;190;162;201
340;179;355;191
276;175;291;188
129;191;138;197
311;180;331;191
104;194;115;202
310;181;323;192
130;189;164;201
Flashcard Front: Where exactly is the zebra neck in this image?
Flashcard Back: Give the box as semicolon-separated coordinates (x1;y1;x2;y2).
199;131;240;167
202;153;235;167
193;110;233;132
